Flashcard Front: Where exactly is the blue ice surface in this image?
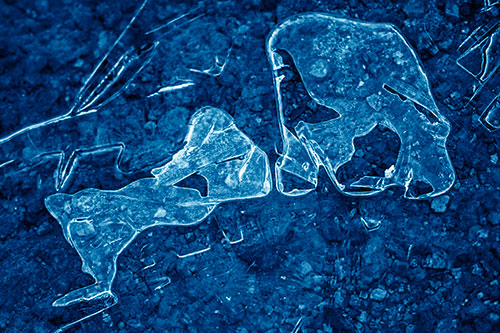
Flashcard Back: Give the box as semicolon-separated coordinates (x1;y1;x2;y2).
0;1;499;332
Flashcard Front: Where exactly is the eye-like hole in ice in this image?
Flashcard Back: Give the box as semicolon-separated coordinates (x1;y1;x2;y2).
45;106;271;309
174;172;208;197
267;13;455;199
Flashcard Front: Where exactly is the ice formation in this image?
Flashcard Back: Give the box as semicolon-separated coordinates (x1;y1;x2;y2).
45;106;271;307
267;13;455;199
0;0;233;191
457;19;500;131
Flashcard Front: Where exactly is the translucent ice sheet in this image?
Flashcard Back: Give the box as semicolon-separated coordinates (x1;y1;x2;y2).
45;106;271;307
267;13;455;199
457;19;500;131
0;0;234;191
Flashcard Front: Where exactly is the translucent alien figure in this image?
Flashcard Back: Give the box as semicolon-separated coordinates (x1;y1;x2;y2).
267;13;455;199
45;106;271;307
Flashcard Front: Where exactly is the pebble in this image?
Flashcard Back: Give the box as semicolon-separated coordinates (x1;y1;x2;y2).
334;289;346;308
489;313;500;323
36;221;53;236
431;195;450;213
424;252;448;270
370;287;387;301
487;211;500;225
309;59;329;79
358;311;368;323
299;261;313;276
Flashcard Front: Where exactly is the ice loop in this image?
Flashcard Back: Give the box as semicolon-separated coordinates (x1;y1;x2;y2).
45;106;271;307
267;13;455;199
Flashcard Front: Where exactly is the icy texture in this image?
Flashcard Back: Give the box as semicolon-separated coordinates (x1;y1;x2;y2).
0;0;233;190
482;95;500;129
45;106;271;307
267;13;455;199
482;1;500;12
457;19;500;131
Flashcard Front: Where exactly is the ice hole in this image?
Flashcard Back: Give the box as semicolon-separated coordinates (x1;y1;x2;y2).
275;49;340;128
174;173;208;197
406;180;434;198
336;125;400;191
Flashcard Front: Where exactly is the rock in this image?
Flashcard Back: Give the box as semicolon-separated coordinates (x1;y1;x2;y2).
334;289;347;308
370;287;387;301
490;154;498;165
468;225;489;242
488;313;500;324
403;1;425;16
158;297;172;318
309;59;329;79
423;252;448;270
349;295;361;307
366;93;383;111
299;261;313;276
466;298;488;317
144;121;157;131
487;211;500;225
445;0;460;18
436;318;457;332
358;311;368;323
431;195;450;213
36;221;53;236
361;236;389;284
319;217;343;242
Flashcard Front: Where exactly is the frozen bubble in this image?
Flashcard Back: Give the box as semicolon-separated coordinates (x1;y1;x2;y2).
45;106;271;307
267;13;455;199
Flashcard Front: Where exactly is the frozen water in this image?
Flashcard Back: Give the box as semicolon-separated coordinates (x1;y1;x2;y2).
481;95;500;130
45;106;271;307
0;0;233;191
189;45;233;78
457;19;500;131
482;0;500;12
267;13;455;199
151;107;272;202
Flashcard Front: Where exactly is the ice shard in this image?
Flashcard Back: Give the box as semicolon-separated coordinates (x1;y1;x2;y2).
482;0;500;12
457;19;500;131
0;0;234;191
45;106;271;307
267;13;455;199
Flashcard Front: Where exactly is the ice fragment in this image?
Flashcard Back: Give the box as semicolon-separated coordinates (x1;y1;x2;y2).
45;106;271;307
360;217;382;231
0;0;233;191
267;13;455;199
457;19;500;131
482;0;500;12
